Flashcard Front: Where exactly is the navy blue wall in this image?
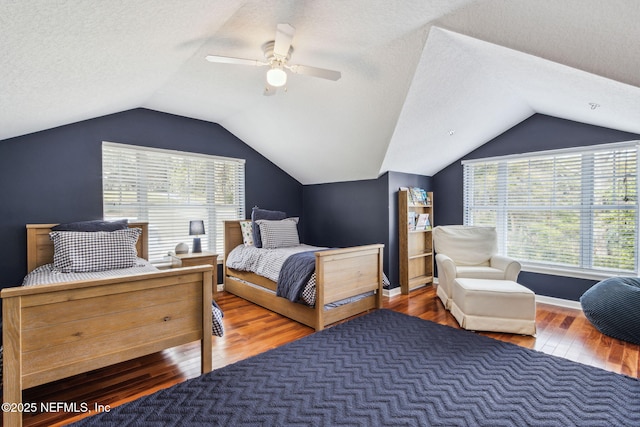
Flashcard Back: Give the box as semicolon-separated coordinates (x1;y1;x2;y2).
0;108;303;290
302;171;433;289
433;114;640;301
302;176;390;274
303;172;435;288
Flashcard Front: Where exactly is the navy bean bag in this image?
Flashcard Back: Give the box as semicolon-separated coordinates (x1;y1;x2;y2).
580;277;640;345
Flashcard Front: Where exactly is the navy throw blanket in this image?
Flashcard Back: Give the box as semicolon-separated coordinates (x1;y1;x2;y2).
276;250;317;303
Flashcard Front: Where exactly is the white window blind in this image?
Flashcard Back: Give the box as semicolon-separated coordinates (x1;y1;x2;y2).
463;141;639;277
102;142;245;263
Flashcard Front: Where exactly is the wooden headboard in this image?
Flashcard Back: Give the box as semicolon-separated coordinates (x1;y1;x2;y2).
224;220;243;261
26;222;149;273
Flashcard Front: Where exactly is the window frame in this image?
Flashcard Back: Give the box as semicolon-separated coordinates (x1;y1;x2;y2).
102;141;245;263
462;141;640;280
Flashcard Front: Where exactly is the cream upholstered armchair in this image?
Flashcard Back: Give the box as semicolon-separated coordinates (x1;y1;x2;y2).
432;225;521;309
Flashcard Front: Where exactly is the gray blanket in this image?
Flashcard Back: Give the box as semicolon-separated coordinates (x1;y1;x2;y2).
276;250;317;302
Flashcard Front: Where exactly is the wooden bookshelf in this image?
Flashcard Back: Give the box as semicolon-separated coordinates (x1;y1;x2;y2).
398;189;434;294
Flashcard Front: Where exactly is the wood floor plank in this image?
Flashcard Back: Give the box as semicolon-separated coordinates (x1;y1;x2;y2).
14;284;640;426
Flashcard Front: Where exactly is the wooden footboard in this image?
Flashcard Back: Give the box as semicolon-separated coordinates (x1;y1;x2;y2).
224;220;383;331
2;266;213;427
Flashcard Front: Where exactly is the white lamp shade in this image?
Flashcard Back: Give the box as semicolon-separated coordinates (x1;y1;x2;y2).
266;67;287;87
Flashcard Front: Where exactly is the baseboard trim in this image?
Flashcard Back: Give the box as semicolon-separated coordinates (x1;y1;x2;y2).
535;295;582;310
383;287;402;297
384;280;436;298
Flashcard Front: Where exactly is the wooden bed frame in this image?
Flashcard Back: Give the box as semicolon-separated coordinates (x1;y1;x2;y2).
223;220;384;331
2;222;213;426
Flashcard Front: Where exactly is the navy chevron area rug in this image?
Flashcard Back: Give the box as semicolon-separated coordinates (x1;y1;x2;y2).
74;309;640;426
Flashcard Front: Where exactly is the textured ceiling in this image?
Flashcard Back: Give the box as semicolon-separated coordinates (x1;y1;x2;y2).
1;0;639;184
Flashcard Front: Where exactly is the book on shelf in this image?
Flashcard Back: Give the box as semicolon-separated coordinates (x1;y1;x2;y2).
411;187;425;205
407;211;417;231
409;187;427;206
400;186;430;206
415;213;431;231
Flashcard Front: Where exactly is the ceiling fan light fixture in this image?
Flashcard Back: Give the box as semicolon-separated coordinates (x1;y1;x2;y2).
205;24;341;95
266;66;287;87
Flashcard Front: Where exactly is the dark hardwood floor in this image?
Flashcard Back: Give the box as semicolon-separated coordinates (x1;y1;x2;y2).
18;285;640;426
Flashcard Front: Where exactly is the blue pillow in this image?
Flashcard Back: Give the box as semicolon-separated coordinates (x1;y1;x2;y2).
251;207;286;248
51;219;129;232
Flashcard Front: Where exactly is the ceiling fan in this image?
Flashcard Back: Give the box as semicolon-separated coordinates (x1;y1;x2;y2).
205;23;341;95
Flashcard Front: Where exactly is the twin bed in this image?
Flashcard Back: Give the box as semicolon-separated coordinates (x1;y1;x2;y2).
224;219;384;331
2;222;216;427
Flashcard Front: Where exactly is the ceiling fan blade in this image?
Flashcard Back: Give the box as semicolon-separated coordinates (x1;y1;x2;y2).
273;23;295;58
288;64;341;81
205;55;267;67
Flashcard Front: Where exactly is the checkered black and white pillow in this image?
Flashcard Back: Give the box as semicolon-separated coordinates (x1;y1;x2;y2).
256;217;300;249
50;228;141;273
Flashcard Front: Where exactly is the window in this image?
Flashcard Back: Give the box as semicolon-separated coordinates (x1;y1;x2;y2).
463;141;639;278
102;142;245;263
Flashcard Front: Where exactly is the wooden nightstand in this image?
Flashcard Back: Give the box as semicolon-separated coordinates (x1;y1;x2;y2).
170;251;218;299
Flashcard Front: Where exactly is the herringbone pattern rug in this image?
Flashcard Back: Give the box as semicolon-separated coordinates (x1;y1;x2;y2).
73;309;640;426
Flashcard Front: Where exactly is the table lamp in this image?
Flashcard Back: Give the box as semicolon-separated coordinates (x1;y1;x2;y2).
189;220;205;253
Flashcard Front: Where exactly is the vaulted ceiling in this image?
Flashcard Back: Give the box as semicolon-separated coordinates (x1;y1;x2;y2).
2;1;639;184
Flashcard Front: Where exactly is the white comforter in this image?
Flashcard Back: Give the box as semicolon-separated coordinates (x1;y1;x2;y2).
226;244;324;306
225;244;325;283
22;258;159;286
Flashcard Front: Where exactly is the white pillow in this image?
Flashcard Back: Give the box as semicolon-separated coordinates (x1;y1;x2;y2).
50;228;141;273
239;220;254;246
256;218;300;249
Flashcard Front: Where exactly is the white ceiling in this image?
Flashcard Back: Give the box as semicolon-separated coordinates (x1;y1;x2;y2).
2;0;639;184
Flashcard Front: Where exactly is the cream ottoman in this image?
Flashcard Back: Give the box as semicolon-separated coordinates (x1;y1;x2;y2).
451;278;536;335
